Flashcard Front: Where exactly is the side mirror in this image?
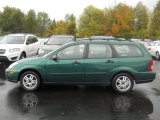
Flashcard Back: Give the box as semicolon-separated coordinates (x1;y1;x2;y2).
52;55;59;61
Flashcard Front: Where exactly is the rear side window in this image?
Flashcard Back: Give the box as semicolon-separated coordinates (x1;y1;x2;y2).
88;44;112;59
113;44;143;57
32;37;38;43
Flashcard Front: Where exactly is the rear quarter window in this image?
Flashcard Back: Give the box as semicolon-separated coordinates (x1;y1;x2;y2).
113;44;143;57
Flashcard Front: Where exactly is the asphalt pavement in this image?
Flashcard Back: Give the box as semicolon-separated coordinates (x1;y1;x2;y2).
0;60;160;120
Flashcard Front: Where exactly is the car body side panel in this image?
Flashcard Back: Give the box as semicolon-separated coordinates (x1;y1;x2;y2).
85;58;119;83
109;66;156;84
6;65;47;83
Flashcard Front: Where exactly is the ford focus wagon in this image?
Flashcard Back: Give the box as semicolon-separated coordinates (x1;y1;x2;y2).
6;39;156;93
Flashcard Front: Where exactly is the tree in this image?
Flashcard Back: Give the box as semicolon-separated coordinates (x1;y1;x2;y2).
110;4;134;38
77;5;104;38
133;2;149;38
24;9;37;33
65;14;76;35
134;2;149;30
37;12;51;36
44;19;56;37
150;0;160;39
53;20;67;34
0;6;25;33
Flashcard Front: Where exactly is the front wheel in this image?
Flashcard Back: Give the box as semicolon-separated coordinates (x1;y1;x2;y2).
20;71;40;91
112;73;134;93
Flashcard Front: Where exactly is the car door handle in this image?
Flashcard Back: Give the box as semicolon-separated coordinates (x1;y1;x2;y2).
106;60;114;63
72;61;81;64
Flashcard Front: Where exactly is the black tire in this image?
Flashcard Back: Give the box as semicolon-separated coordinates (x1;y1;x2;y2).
155;52;160;60
112;73;134;93
19;52;26;60
20;71;40;91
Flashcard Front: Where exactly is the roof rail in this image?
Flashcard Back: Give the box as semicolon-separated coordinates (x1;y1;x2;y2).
89;38;133;42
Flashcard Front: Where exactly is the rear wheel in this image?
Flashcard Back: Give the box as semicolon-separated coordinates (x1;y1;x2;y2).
20;71;40;91
155;52;160;60
112;73;134;93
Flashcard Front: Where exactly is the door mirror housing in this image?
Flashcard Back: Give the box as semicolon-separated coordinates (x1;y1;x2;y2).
52;55;59;61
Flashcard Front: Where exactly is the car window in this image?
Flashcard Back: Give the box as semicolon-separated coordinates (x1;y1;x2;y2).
150;42;159;46
114;44;143;57
26;37;32;45
32;37;38;43
47;37;73;45
0;36;25;44
57;44;85;59
88;44;112;59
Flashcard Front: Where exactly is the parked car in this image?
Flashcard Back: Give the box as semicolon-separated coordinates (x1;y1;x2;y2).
38;37;48;44
6;39;156;93
0;33;40;61
38;35;74;56
147;40;160;59
136;41;150;48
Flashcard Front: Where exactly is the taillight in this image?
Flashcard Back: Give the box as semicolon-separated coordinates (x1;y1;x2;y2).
148;59;153;72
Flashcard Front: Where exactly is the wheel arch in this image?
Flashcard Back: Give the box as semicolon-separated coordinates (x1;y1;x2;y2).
111;71;136;83
21;51;26;57
18;69;43;83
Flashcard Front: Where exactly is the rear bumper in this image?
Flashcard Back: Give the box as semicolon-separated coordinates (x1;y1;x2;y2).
135;72;156;84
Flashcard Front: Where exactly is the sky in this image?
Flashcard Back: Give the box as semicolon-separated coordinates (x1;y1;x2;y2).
0;0;158;20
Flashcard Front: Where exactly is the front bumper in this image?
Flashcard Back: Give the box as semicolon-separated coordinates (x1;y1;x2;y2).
0;52;20;61
0;56;10;61
5;68;19;83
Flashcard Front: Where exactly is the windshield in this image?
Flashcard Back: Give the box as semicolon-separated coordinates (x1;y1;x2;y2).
0;36;25;44
46;37;73;45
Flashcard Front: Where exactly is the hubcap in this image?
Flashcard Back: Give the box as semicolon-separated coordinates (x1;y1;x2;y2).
115;76;131;92
23;74;38;90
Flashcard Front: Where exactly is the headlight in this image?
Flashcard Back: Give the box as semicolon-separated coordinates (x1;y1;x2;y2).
9;48;21;53
38;49;45;55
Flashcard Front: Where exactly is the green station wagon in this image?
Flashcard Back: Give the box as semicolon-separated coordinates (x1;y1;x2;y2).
6;40;156;93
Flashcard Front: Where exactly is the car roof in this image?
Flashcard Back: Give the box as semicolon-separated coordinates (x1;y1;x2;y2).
91;36;115;39
50;35;74;38
67;39;141;46
6;33;35;37
151;40;160;43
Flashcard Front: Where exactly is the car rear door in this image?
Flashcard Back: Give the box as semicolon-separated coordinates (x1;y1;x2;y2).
84;44;119;83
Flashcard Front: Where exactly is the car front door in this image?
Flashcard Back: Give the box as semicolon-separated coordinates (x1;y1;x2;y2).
46;44;85;83
85;44;119;84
